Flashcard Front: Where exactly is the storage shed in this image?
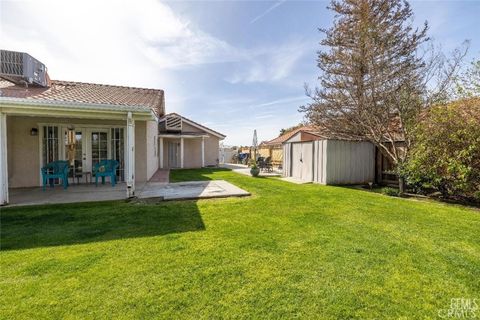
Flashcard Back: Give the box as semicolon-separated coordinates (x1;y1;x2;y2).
282;131;375;184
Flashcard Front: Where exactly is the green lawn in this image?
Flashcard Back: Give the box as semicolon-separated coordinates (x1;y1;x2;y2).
1;168;479;319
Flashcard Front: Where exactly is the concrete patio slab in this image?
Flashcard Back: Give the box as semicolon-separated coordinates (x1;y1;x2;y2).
138;180;250;200
6;180;250;207
8;183;127;207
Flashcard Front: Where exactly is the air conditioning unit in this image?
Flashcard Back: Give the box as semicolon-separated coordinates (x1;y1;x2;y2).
0;50;48;87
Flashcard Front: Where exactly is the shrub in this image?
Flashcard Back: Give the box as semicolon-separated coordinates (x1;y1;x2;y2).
404;98;480;201
474;191;480;203
381;187;399;197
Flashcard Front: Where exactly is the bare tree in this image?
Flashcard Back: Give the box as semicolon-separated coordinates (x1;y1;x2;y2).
454;56;480;98
301;0;467;191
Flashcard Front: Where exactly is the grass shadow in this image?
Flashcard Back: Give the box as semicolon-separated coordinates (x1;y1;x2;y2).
1;200;205;251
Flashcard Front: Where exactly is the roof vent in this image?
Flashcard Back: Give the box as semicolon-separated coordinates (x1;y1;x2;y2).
165;114;182;132
0;50;48;87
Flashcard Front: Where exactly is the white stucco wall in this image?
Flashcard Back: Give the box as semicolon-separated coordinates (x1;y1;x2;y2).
6;115;153;188
145;120;159;180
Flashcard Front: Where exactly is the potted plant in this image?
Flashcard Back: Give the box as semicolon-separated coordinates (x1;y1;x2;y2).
250;162;260;177
250;129;260;177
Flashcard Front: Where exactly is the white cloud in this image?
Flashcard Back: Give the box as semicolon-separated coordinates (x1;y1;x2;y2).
185;95;310;145
249;95;307;109
0;0;312;146
226;39;311;84
0;0;238;88
250;0;287;24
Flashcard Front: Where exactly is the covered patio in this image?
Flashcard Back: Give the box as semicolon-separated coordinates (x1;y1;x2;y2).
0;98;153;206
9;182;128;206
158;133;208;169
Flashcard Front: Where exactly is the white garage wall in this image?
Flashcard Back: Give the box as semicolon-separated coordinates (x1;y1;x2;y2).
313;140;328;184
284;140;375;185
282;143;290;177
325;140;375;184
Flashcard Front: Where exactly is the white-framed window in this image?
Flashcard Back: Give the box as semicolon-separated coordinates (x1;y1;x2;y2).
42;125;60;166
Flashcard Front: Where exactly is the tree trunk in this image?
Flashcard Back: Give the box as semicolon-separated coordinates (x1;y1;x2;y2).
399;176;406;195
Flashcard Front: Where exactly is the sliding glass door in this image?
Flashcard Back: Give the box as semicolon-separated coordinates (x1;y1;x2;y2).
90;130;109;170
111;128;125;182
42;125;126;184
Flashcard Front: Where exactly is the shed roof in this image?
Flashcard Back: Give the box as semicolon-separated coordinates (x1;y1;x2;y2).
261;126;318;146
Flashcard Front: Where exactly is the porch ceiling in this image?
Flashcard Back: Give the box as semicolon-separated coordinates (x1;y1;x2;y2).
158;133;209;138
0;97;156;121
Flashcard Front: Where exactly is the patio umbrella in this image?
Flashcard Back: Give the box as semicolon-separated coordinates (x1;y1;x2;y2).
252;129;258;161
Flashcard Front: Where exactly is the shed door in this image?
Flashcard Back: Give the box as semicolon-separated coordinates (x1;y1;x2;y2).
291;142;313;181
301;143;313;181
291;143;303;179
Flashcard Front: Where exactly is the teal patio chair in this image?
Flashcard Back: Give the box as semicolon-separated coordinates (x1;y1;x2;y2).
41;160;70;191
93;160;119;187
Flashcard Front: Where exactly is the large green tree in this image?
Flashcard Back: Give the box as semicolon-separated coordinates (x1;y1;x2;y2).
301;0;465;191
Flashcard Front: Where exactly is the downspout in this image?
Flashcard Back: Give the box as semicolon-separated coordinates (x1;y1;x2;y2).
126;112;135;198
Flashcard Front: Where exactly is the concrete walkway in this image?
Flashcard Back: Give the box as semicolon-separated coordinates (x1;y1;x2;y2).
221;163;282;177
148;169;170;183
6;180;249;207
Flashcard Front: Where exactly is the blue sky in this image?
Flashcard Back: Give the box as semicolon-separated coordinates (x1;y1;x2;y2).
1;0;479;145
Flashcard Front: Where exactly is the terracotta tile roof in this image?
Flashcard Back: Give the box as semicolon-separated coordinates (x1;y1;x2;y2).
0;78;165;116
262;126;318;145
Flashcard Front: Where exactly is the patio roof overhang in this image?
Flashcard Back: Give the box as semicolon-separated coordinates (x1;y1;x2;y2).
0;97;156;121
158;133;209;139
0;98;151;205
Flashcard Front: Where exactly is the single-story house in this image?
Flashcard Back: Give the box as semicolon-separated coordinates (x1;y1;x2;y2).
282;127;395;185
0;50;224;205
158;113;225;168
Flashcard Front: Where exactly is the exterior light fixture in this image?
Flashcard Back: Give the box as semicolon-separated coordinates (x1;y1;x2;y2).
30;128;38;136
66;125;76;165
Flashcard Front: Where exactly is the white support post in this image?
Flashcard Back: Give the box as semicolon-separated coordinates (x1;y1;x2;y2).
126;112;135;198
180;137;184;168
201;137;205;167
159;137;164;169
0;113;9;205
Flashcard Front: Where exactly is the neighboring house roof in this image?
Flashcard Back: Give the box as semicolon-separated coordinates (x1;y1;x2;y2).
159;113;226;139
0;78;165;116
282;130;326;143
261;126;318;146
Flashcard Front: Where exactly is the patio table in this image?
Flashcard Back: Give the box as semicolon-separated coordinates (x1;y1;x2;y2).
73;171;92;184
